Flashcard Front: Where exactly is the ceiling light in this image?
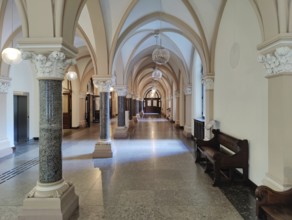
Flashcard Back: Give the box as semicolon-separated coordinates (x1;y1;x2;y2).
152;66;162;80
66;71;78;81
1;2;22;65
2;48;22;64
152;34;170;65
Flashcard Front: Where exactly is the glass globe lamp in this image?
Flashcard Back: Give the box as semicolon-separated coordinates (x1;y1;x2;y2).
152;47;170;65
1;47;22;65
66;71;78;81
152;67;162;80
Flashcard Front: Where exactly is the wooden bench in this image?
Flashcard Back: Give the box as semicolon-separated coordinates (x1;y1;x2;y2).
255;185;292;220
195;129;249;186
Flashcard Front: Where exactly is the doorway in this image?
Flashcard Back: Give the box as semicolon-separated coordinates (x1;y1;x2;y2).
62;92;72;129
14;94;29;143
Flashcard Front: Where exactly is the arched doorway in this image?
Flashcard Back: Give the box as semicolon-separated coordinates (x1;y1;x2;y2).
143;89;161;114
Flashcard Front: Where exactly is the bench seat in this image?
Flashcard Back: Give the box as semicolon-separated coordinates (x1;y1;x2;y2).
195;129;249;186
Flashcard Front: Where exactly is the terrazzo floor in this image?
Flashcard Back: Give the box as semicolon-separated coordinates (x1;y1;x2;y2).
0;114;256;219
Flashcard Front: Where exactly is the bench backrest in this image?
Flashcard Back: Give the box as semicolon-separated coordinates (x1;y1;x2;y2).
213;129;245;153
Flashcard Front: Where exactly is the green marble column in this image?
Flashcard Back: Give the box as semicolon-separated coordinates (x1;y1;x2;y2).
39;80;62;183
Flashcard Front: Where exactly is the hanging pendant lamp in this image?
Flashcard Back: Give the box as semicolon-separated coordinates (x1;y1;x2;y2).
1;2;22;65
152;34;170;65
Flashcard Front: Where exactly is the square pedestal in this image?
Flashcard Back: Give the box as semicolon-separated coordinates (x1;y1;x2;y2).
19;184;79;220
92;141;113;158
113;127;128;139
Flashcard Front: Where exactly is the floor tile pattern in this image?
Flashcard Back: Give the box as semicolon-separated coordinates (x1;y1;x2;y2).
0;114;257;219
0;157;38;184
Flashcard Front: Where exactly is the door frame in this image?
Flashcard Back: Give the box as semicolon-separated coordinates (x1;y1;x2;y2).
13;91;29;143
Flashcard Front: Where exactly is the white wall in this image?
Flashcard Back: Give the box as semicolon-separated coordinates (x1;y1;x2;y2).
214;0;268;185
191;50;203;136
8;61;38;145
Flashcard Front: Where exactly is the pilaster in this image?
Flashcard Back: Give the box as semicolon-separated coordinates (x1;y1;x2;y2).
92;76;113;158
175;90;180;127
202;74;214;140
183;85;192;137
0;77;13;158
258;45;292;190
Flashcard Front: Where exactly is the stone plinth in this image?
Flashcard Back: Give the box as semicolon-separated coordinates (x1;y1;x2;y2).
19;181;78;220
113;127;128;139
93;140;113;158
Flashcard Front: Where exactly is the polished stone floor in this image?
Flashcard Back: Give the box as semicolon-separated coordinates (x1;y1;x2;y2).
0;114;256;219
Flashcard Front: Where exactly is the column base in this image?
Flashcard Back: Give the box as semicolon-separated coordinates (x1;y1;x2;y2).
0;139;13;158
113;127;128;139
92;140;113;158
183;126;192;138
263;173;292;191
19;179;79;220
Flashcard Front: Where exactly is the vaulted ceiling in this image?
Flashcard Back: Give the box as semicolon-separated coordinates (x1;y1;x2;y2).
75;0;227;97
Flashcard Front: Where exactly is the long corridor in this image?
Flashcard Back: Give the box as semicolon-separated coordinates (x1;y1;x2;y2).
0;114;251;219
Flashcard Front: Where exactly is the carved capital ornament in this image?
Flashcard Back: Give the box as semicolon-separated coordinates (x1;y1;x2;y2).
92;77;112;93
184;85;192;95
202;75;214;90
22;51;75;80
0;77;10;94
114;86;127;96
258;46;292;75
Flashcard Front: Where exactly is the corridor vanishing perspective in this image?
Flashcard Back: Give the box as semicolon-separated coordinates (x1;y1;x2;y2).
0;114;256;220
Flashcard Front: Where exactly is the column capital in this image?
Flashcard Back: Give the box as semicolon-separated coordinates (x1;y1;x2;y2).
202;75;214;90
92;75;113;92
22;51;75;80
258;46;292;76
0;77;11;94
184;85;192;95
114;85;127;96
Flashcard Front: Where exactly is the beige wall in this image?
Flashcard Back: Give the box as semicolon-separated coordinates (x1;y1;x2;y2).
214;0;268;185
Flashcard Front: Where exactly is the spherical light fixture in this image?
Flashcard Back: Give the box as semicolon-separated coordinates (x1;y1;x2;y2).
152;33;170;65
152;67;163;80
66;71;78;81
152;47;170;65
1;47;22;65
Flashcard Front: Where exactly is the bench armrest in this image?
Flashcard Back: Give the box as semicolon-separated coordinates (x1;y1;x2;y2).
196;138;218;148
256;185;292;206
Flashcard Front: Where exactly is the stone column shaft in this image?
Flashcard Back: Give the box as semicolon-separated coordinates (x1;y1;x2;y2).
100;92;110;140
127;96;133;120
132;98;136;116
139;100;143;112
114;87;128;139
118;96;126;126
136;99;139;114
39;80;62;183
